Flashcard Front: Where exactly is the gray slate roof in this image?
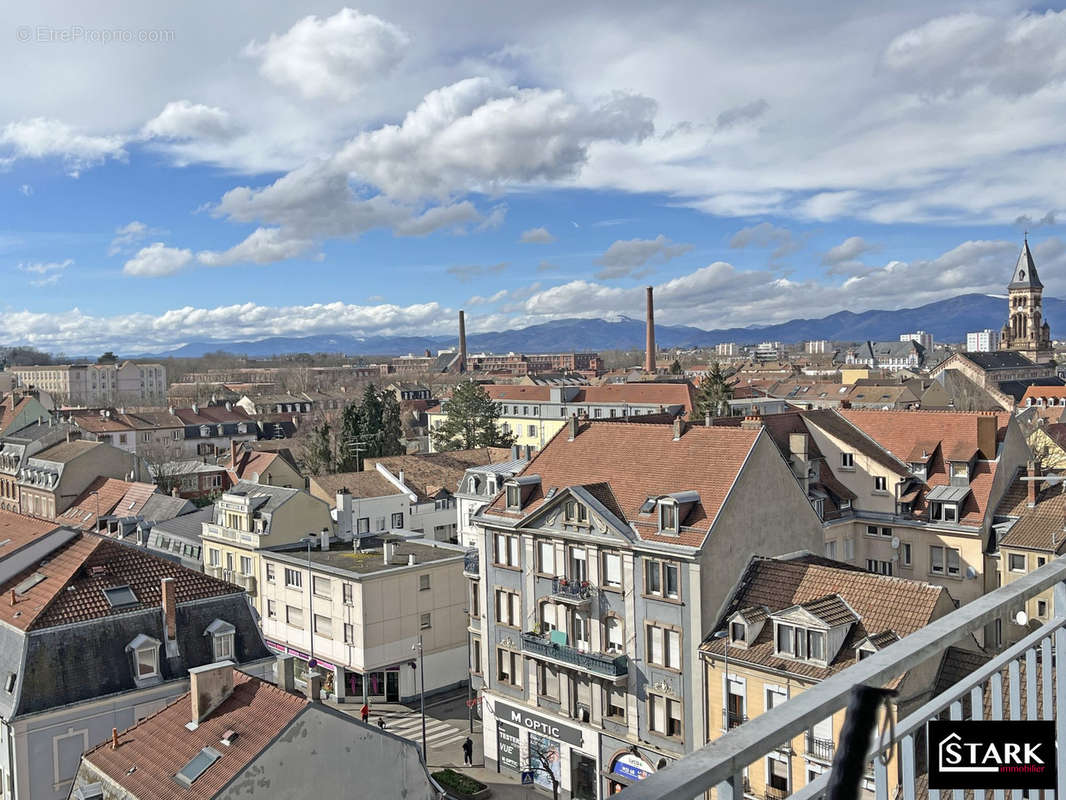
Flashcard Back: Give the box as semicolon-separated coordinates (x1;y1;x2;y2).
1008;240;1042;290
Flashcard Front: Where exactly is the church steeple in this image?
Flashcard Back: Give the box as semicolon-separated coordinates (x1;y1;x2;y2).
1008;237;1042;289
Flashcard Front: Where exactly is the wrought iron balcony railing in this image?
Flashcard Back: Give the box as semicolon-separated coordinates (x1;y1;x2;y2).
463;549;479;576
722;709;747;730
804;733;834;762
615;557;1066;800
520;631;627;677
551;575;594;602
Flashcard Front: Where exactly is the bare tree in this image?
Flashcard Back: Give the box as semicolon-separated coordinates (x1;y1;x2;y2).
140;440;186;496
525;736;562;800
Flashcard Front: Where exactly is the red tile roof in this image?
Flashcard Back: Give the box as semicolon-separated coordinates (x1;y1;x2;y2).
995;476;1066;553
485;382;695;413
484;420;760;547
57;477;158;529
0;532;242;631
83;671;308;800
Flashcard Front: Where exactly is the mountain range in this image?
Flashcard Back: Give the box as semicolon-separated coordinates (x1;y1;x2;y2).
145;292;1055;358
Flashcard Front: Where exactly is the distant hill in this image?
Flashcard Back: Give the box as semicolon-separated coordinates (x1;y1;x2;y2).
143;293;1059;358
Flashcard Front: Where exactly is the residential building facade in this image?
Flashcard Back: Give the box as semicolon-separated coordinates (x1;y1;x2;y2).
967;329;1001;352
11;361;166;406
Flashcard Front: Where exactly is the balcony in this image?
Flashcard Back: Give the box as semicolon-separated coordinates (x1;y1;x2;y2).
520;631;627;678
764;787;788;800
550;576;594;605
463;549;479;577
615;557;1066;800
804;733;833;762
722;709;747;730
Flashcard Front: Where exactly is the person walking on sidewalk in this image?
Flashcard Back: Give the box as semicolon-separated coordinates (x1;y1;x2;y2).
462;737;473;766
377;717;387;730
360;703;369;724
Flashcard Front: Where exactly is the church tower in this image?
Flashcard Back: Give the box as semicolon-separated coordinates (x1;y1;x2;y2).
1000;238;1052;363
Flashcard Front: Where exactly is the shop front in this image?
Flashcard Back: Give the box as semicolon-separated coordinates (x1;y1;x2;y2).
344;666;401;702
265;640;338;697
605;752;654;795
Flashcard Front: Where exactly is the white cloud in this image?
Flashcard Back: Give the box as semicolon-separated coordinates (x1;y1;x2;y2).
446;262;508;282
246;8;410;101
596;234;692;279
467;289;508;306
108;221;157;256
197;227;316;266
715;98;769;131
123;243;194;277
18;184;32;196
729;222;801;260
0;118;125;176
520;226;556;244
142;100;239;141
17;258;73;288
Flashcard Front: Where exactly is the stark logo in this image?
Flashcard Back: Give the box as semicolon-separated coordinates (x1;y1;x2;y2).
928;721;1056;790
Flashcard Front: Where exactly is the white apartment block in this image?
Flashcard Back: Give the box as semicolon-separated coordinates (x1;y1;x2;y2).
755;341;783;360
713;342;737;357
805;340;831;354
13;362;166;406
967;329;1001;352
899;331;933;350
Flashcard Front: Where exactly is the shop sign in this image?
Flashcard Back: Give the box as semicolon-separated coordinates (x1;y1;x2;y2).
495;700;583;746
612;753;652;782
497;722;521;772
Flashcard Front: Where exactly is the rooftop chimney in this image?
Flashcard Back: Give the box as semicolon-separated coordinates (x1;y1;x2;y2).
458;310;468;374
188;661;236;726
384;540;395;564
740;414;763;431
276;654;295;694
230;439;239;471
161;577;177;641
336;490;353;539
672;417;684;441
644;287;656;374
568;415;578;441
1028;460;1041;508
111;727;119;750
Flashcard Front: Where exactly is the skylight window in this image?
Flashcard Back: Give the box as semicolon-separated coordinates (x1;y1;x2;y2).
14;572;46;596
639;498;657;514
174;747;222;787
103;585;139;608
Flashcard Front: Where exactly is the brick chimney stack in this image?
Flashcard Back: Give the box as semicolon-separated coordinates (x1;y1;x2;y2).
161;577;177;641
1028;460;1041;507
643;287;656;373
458;310;467;373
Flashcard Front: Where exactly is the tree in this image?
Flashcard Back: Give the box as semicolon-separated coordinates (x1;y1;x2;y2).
378;392;406;457
432;381;516;451
526;736;562;800
695;362;734;418
301;421;334;476
334;384;405;471
669;358;683;375
97;351;119;365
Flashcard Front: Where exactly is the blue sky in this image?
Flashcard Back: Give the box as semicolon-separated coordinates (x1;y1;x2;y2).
2;1;1066;353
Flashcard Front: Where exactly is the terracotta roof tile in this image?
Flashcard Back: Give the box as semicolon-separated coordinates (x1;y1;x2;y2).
58;477;158;530
486;382;695;413
84;671;308;800
995;476;1066;553
0;508;60;543
484;421;760;548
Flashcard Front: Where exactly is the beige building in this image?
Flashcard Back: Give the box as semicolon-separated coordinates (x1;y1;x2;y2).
17;439;140;520
202;481;334;613
12;361;166;406
258;537;469;704
702;554;966;800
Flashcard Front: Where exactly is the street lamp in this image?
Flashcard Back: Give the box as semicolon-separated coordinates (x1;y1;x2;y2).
714;629;730;728
302;535;317;671
412;635;426;757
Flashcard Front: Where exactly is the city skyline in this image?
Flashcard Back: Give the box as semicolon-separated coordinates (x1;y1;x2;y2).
3;1;1066;352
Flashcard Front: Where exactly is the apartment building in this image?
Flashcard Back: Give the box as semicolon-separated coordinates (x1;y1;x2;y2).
701;554;963;800
12;361;166;406
259;536;468;704
428;383;695;453
469;417;824;799
0;420;73;512
228;442;303;489
17;439;141;520
0;511;272;800
455;449;530;548
967;329;1001;352
201;482;334;613
0;393;50;437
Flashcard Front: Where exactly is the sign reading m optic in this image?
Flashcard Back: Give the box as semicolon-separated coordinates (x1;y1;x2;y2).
928;721;1056;790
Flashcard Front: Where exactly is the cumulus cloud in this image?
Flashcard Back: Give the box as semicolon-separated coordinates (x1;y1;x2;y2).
821;235;879;276
393;202;483;237
108;221;161;256
0;118;125;176
520;226;556;244
595;234;692;279
467;289;508;306
197;227;316;267
142;101;239;141
246;8;409;101
123;243;194;277
729;222;800;260
446;262;508;282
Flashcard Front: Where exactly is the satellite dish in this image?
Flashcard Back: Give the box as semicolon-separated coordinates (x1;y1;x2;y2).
890;536;900;549
966;566;977;579
1015;611;1029;626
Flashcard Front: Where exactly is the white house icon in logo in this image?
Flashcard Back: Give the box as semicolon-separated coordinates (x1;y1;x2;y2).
938;731;1035;773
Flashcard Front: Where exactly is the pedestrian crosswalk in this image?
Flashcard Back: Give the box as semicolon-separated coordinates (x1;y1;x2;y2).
372;708;469;750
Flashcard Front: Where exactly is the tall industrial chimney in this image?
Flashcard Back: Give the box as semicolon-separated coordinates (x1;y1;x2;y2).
458;309;468;373
644;286;656;373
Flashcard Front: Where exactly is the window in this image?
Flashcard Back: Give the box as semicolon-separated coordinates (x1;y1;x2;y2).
208;548;220;567
284;568;302;588
569;546;588;582
536;540;555;575
866;525;878;537
239;556;252;576
313;614;331;638
539;601;556;633
902;542;912;567
646;624;681;669
659;501;677;532
495;589;521;627
1037;600;1048;618
775;623;795;655
602;551;622;587
266;600;276;619
930;545;961;577
528;425;536;437
537;662;559;700
950;462;969;478
1009;553;1027;573
496;648;522;687
648;694;682;738
419;574;431;591
285;606;304;628
420;613;432;630
874;476;887;492
135;645;158;678
343;582;353;604
644;559;680;600
210;627;234;660
391;512;404;529
472;637;482;674
312;575;331;598
606;684;626;720
807;630;825;661
766;686;787;712
357;517;370;534
494;533;520;568
605;616;625;653
768;757;790;793
1038;557;1047;568
841;452;854;468
506;485;521;510
265;563;275;583
470;581;480;617
866;559;892;576
843;538;854;561
730;620;746;642
564;501;588;524
824;540;837;559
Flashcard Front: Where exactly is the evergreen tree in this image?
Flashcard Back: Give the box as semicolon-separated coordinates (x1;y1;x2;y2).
432;381;517;451
379;392;406;456
357;383;384;457
336;400;363;472
669;358;683;375
302;421;334;475
335;383;405;470
694;362;734;418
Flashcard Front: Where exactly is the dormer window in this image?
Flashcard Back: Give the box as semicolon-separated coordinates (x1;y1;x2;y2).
729;621;745;643
841;452;855;469
506;484;521;510
774;623;826;662
949;462;969;479
126;633;161;681
659;501;677;533
564;501;588;524
205;619;236;661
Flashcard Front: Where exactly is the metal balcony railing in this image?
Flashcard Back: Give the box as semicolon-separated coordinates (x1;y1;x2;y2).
463;549;479;576
520;631;628;677
764;786;788;800
615;557;1066;800
803;733;834;762
551;576;594;602
722;709;747;730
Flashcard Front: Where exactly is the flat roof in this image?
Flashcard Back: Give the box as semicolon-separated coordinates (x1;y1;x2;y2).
264;539;463;576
